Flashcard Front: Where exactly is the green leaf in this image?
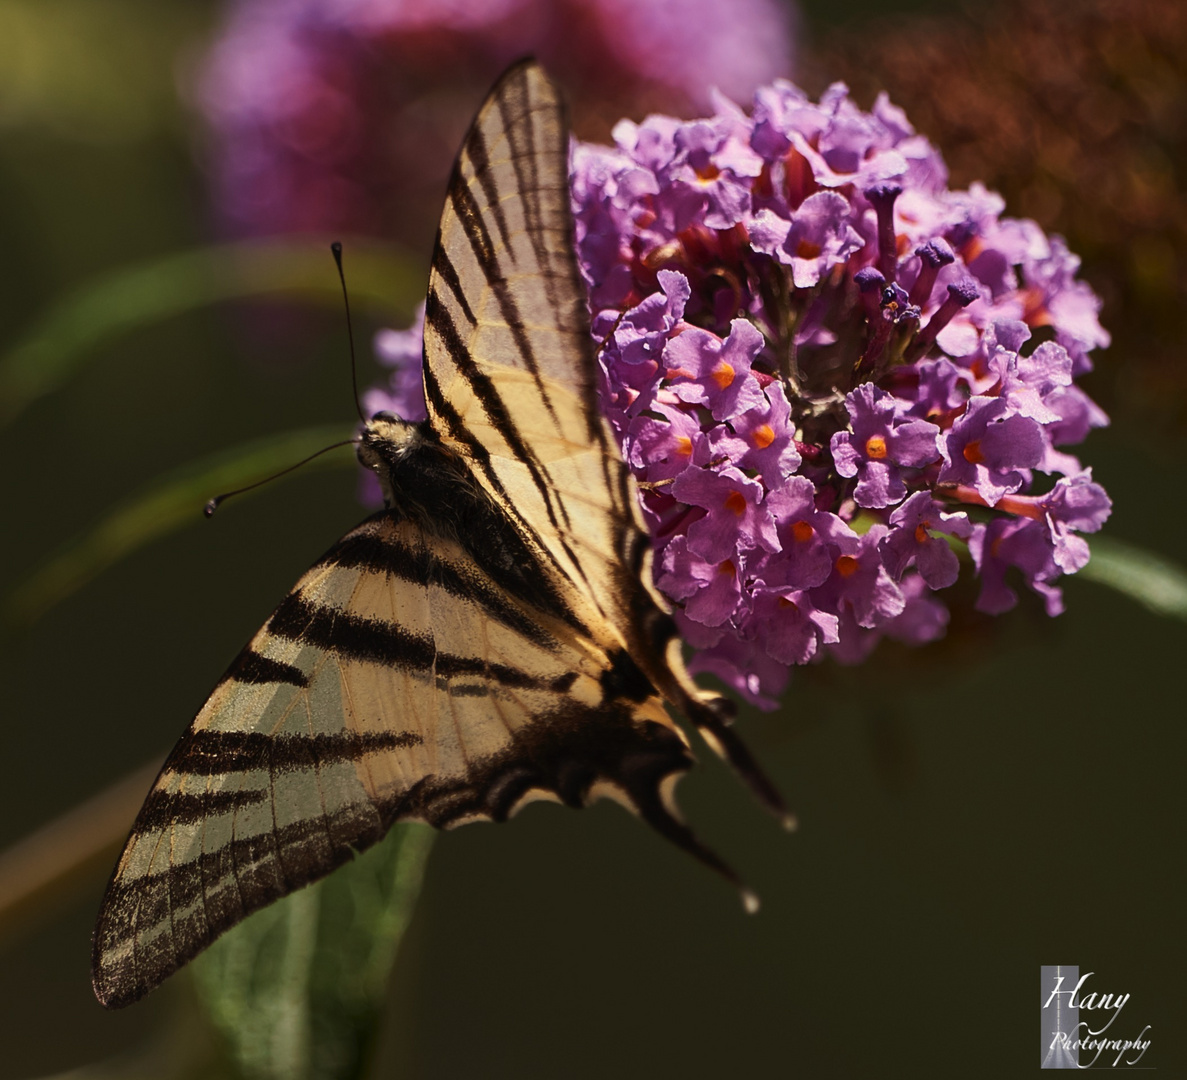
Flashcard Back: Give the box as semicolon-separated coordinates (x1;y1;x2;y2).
0;238;420;425
191;824;435;1080
1080;535;1187;621
3;425;356;628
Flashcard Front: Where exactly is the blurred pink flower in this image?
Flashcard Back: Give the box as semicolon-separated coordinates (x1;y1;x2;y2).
193;0;796;248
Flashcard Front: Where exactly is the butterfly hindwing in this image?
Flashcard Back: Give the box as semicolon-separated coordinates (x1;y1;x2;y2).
92;512;706;1008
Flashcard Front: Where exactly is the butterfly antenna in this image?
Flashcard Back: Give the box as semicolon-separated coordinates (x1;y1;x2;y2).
204;439;357;518
331;241;367;425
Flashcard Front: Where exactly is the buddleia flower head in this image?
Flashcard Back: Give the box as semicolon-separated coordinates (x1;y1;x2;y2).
374;77;1113;708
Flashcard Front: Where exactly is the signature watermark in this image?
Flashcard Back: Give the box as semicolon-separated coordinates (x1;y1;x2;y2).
1041;966;1152;1069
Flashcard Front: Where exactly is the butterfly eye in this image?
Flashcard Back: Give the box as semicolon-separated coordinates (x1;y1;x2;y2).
370;410;400;423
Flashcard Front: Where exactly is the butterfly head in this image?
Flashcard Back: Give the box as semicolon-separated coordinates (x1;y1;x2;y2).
357;412;423;468
357;412;471;517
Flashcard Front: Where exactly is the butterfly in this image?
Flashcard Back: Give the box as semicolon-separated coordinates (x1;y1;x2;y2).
91;60;790;1009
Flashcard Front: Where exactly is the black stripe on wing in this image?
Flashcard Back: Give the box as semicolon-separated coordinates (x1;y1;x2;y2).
492;63;577;346
94;628;754;1010
94;681;737;1009
266;592;575;694
93;795;388;1010
424;66;587;534
268;590;433;668
421;291;610;617
430;246;477;326
422;65;642;619
169;729;424;776
136;787;269;830
318;525;556;648
450;85;564;428
423;286;568;527
222;648;308;688
458;121;513;267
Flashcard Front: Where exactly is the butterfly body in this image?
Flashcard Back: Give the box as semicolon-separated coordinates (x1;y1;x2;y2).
359;417;519;557
93;60;786;1009
354;412;699;817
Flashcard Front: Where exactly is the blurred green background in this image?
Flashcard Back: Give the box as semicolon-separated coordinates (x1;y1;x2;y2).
1;0;1183;1076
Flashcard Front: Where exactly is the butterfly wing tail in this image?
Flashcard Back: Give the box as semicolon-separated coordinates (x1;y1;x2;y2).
688;692;797;833
626;765;761;915
647;631;795;831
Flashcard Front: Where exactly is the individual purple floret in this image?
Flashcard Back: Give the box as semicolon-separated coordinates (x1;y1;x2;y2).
969;517;1064;616
706;381;801;489
760;477;843;592
937;396;1046;506
657;537;745;627
370;75;1112;707
670;464;780;564
750;192;865;288
748;589;839;665
881;492;975;590
830;383;940;508
811;525;906;632
665;318;768;421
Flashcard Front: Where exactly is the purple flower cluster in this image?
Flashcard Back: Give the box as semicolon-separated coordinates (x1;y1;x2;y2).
372;79;1113;707
195;0;794;244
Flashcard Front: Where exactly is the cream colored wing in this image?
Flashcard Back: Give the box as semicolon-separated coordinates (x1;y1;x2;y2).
92;512;730;1009
421;61;789;822
421;61;640;636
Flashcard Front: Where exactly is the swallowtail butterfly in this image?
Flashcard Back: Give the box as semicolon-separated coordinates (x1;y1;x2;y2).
92;60;789;1009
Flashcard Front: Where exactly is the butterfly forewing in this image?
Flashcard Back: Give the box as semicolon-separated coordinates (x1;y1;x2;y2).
421;63;649;635
420;64;787;809
425;61;599;421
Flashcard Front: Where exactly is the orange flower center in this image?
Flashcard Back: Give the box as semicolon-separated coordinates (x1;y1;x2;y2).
795;239;822;259
865;435;888;459
717;559;736;576
724;490;748;516
836;554;860;578
696;163;721;182
914;522;931;544
675;436;693;457
962;440;985;464
791;519;814;543
751;423;775;449
711;360;736;389
1021;284;1053;327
